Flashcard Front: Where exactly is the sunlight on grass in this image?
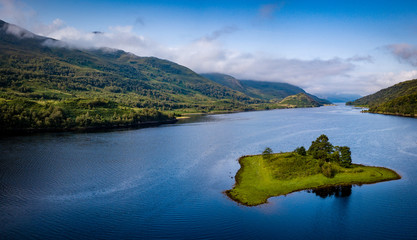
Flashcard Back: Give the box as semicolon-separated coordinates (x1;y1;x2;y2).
226;153;401;206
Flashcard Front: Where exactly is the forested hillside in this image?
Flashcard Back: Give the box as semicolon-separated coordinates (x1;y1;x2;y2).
278;93;321;108
0;20;258;132
202;73;330;104
347;79;417;117
0;19;329;133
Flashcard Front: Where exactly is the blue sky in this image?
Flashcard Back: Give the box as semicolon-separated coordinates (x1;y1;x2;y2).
2;0;417;96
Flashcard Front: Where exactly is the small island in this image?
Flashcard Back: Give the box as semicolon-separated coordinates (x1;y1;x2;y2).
226;134;401;206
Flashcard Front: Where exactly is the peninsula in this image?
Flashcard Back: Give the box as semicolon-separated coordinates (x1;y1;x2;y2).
226;135;401;206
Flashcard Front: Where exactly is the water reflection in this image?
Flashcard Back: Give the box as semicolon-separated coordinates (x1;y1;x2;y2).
307;185;352;198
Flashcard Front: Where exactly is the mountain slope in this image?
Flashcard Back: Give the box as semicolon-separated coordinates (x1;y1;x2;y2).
239;79;305;100
347;79;417;117
200;73;245;92
279;93;322;107
0;19;329;133
1;20;264;132
0;20;252;107
201;73;330;104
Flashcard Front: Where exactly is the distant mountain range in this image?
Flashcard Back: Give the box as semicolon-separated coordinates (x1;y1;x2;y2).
318;94;363;103
0;19;329;133
347;79;417;117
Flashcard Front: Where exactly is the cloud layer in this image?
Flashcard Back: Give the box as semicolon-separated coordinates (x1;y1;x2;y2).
385;44;417;67
31;20;366;94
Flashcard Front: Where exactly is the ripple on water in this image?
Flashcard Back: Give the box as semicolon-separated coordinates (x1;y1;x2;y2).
1;105;417;239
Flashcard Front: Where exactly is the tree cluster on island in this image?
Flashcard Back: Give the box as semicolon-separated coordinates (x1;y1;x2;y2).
263;134;352;178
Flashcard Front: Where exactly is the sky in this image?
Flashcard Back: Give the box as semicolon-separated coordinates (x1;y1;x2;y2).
1;0;417;96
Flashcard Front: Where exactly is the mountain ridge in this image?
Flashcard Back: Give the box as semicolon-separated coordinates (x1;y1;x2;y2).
201;73;330;104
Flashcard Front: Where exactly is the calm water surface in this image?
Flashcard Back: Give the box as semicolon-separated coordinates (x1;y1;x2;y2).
1;104;417;239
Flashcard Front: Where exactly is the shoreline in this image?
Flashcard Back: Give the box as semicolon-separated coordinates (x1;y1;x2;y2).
367;111;417;118
1;104;332;136
0;119;178;136
346;104;417;118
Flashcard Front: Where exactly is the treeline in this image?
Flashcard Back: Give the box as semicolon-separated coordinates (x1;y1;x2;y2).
305;134;352;167
367;93;417;117
347;79;417;117
263;134;352;179
0;98;174;133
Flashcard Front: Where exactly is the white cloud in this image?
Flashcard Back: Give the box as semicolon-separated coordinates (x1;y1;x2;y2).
203;26;239;41
33;18;65;36
3;22;35;38
0;0;36;27
385;43;417;67
36;19;162;56
336;70;417;96
170;37;357;95
346;55;374;63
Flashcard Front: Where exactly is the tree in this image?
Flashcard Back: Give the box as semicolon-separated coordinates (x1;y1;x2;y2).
330;146;341;163
294;146;307;156
262;147;273;161
321;163;335;178
339;146;352;167
307;134;333;161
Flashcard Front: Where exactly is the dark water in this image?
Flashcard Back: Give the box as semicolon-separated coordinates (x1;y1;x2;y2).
1;104;417;239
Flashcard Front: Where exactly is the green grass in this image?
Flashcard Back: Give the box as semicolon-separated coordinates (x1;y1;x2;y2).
226;153;401;206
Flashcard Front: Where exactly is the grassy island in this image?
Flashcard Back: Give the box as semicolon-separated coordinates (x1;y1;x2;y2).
226;135;401;206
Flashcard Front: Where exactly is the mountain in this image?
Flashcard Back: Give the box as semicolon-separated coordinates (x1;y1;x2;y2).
0;20;329;133
318;94;363;103
1;20;262;132
200;73;245;92
347;79;417;117
278;93;322;108
201;73;331;104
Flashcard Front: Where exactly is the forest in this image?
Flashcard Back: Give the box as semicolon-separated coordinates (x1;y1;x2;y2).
347;79;417;117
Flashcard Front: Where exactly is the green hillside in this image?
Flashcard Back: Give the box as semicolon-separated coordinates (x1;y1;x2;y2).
202;73;306;100
200;73;245;92
0;20;261;133
202;73;331;104
0;20;329;133
240;79;306;100
347;79;417;117
279;93;321;108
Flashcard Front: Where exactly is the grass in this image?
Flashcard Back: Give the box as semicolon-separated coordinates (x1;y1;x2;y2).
226;152;401;206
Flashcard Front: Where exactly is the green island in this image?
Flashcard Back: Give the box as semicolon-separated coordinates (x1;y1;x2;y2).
226;134;401;206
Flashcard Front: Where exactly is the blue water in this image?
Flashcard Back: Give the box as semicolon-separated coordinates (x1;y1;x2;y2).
1;104;417;239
